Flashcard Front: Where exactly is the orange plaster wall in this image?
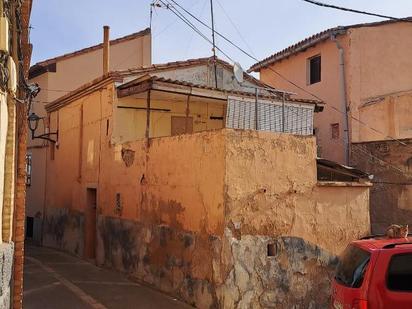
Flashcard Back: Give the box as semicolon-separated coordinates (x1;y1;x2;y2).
259;38;348;163
46;87;225;235
259;22;412;159
45;86;370;252
346;23;412;142
27;32;151;221
224;130;370;255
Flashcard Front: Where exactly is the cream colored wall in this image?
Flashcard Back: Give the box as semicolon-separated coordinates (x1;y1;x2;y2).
112;93;225;144
260;38;347;163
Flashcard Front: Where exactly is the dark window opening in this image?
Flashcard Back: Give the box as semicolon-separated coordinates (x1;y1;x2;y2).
335;245;370;288
308;55;321;85
26;216;34;238
387;253;412;292
267;243;277;257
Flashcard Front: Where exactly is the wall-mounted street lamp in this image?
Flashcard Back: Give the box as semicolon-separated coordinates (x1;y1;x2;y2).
27;112;58;143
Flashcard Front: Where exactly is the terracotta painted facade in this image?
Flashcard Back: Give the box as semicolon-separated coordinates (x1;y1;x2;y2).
40;66;370;307
26;28;152;242
250;20;412;233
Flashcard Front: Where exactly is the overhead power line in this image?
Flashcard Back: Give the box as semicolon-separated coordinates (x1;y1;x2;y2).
300;0;412;22
165;0;321;100
158;0;408;147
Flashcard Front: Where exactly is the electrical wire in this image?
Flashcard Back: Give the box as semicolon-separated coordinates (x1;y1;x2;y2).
300;0;412;22
215;0;257;58
159;3;411;176
158;0;234;62
161;0;409;147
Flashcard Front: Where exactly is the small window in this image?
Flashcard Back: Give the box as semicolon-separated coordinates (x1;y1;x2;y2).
26;216;34;238
267;243;277;256
335;245;370;288
26;154;32;186
387;253;412;292
308;55;321;85
331;123;340;139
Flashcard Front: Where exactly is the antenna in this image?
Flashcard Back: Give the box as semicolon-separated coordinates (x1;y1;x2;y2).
210;0;218;88
233;62;244;84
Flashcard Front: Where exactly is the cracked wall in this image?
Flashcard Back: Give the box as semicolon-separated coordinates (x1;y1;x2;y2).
220;130;370;308
44;122;370;308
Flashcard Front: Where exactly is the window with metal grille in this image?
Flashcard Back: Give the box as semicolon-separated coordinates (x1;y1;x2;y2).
26;153;32;186
226;97;314;136
308;55;321;85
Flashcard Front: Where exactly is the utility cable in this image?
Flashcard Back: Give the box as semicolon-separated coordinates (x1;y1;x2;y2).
300;0;412;22
215;0;257;58
162;0;408;147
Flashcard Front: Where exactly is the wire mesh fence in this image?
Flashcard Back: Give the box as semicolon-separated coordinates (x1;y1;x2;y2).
226;97;314;135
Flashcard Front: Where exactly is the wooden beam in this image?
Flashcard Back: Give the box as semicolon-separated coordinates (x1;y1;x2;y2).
185;95;191;133
145;90;151;141
116;80;152;98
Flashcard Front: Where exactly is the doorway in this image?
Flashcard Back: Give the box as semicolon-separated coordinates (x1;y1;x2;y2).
84;188;97;260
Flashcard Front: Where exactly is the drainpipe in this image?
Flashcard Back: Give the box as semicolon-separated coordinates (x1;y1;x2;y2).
331;34;350;165
103;26;110;75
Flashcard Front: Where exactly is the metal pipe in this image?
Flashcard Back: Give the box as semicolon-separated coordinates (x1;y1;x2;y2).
145;90;151;141
331;35;350;164
255;88;259;130
282;92;286;132
209;0;218;88
103;26;110;75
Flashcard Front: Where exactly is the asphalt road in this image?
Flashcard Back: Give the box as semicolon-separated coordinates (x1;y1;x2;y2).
23;245;192;309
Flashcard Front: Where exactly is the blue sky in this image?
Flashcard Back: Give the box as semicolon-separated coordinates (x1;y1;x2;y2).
30;1;412;69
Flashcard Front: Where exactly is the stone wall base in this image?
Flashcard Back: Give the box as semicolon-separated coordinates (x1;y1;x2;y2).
0;242;14;309
43;207;84;256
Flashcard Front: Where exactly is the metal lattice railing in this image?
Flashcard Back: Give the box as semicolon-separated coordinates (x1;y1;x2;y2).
226;97;314;136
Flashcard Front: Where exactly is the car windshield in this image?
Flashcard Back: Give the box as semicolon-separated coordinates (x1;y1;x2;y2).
335;244;370;288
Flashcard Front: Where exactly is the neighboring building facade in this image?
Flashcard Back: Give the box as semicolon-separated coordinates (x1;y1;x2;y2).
26;27;152;241
249;19;412;233
38;59;371;308
0;1;33;308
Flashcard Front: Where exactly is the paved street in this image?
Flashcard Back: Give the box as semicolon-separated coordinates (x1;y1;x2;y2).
23;245;192;309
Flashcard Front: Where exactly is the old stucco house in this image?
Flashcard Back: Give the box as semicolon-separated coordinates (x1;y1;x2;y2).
249;19;412;234
35;55;371;308
26;27;152;242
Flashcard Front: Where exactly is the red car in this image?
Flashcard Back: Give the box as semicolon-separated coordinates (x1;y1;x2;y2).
331;235;412;309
